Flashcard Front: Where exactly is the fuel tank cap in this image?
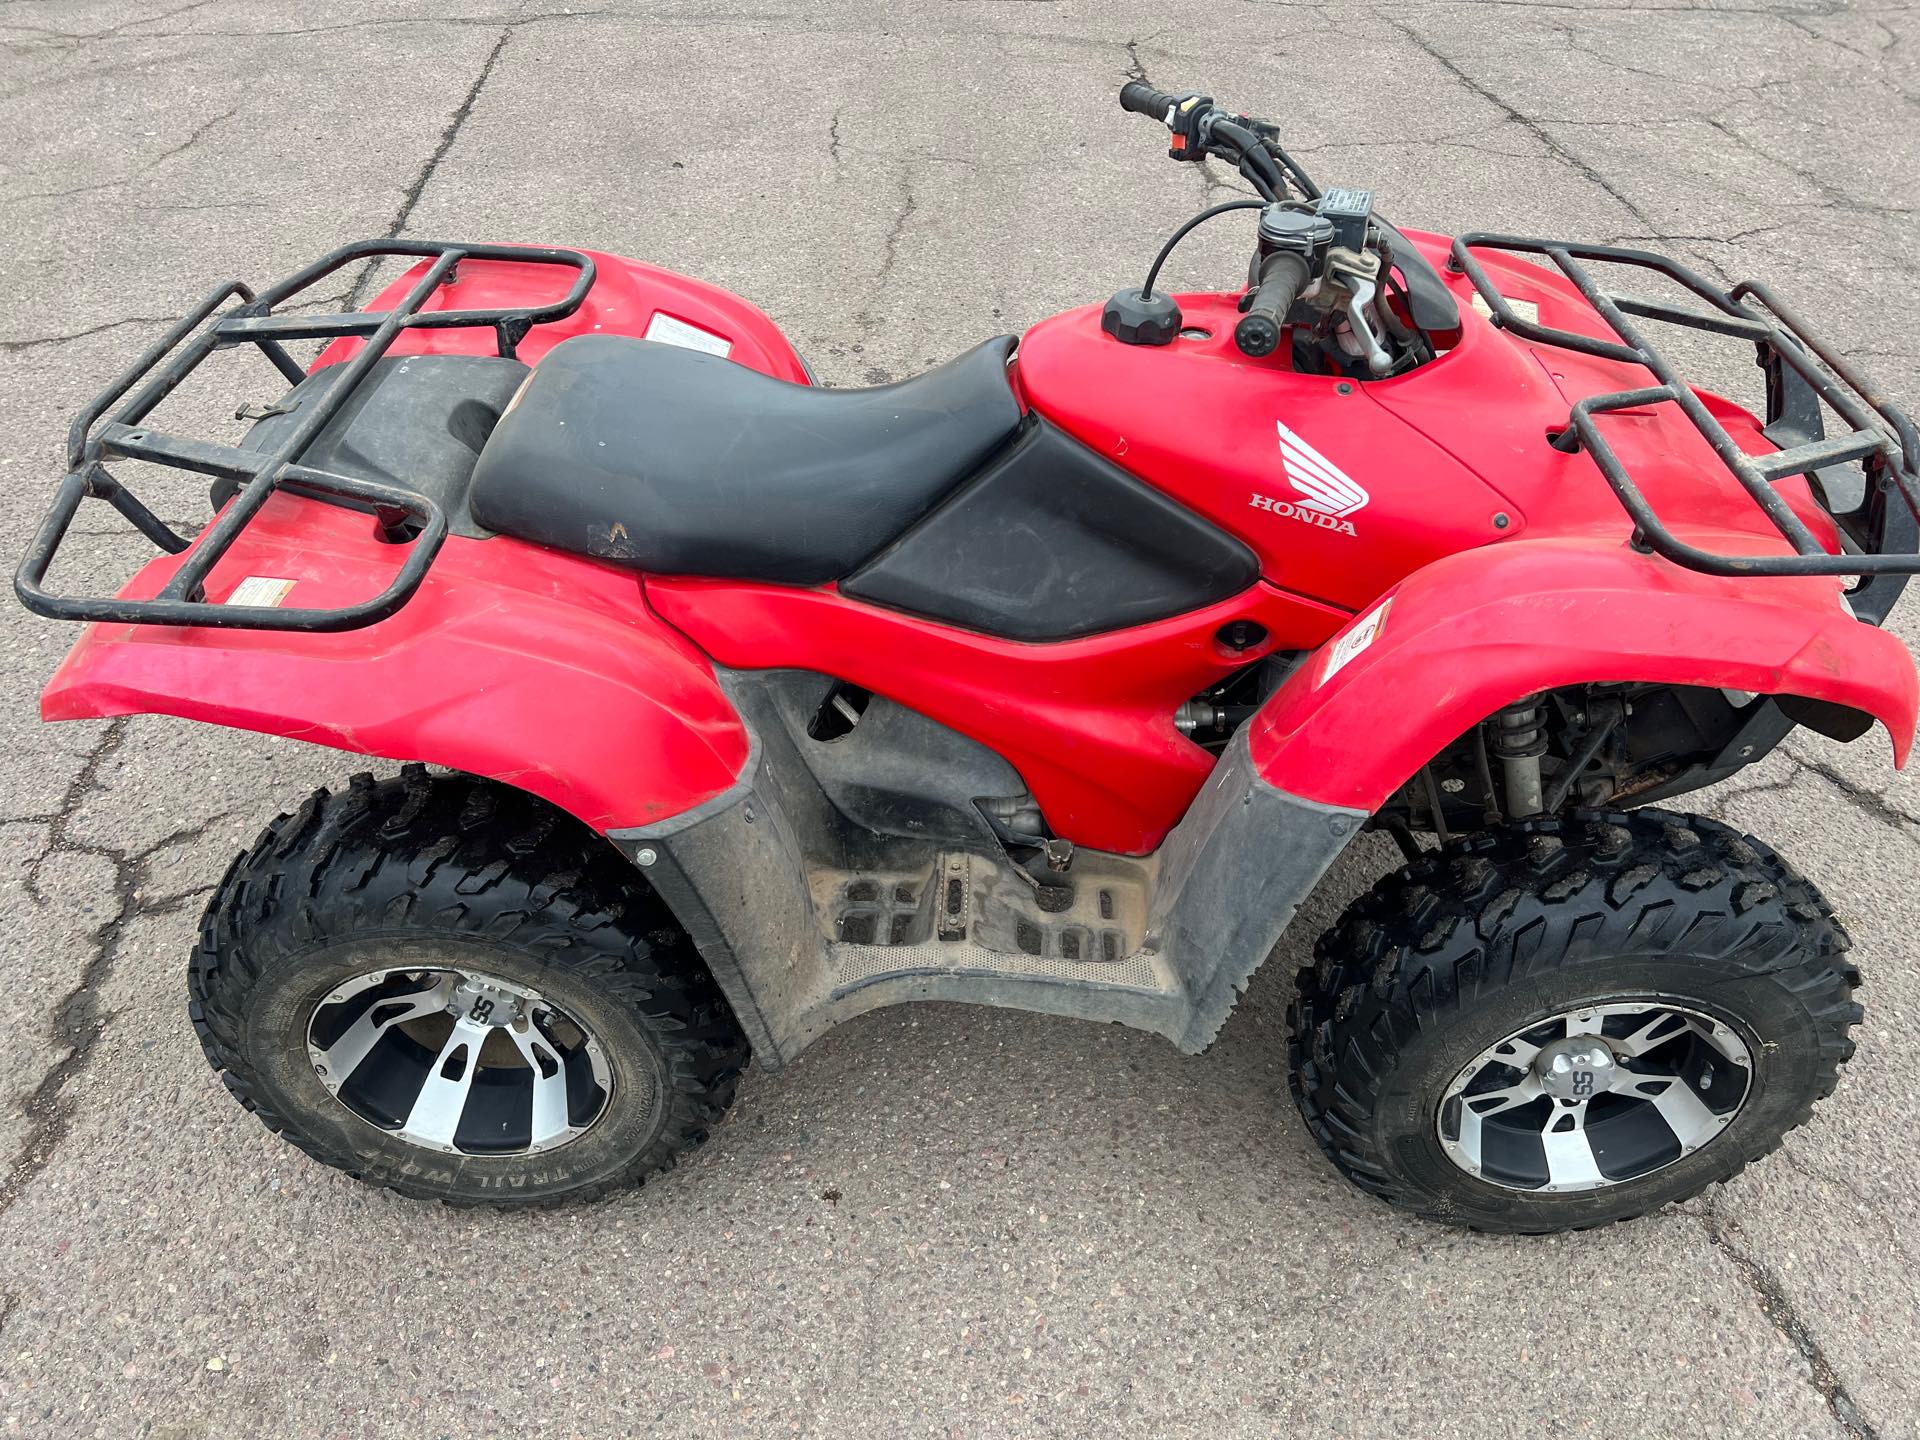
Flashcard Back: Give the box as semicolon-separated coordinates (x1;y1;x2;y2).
1101;288;1181;347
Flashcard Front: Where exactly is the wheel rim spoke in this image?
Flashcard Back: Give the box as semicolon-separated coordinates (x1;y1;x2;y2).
1648;1076;1725;1150
1437;1000;1753;1195
1620;1070;1675;1098
315;985;445;1090
307;965;614;1158
1466;1081;1538;1117
1540;1100;1603;1188
400;1017;493;1148
1618;1011;1690;1056
1454;1078;1537;1170
508;1017;574;1150
1487;1035;1542;1068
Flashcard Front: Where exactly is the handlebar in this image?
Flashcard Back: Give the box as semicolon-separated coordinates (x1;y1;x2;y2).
1116;81;1318;203
1119;80;1180;121
1233;250;1311;358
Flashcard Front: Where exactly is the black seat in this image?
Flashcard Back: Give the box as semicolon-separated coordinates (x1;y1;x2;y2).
468;333;1021;583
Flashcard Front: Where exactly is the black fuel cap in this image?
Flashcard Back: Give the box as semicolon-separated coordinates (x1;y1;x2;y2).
1101;288;1181;346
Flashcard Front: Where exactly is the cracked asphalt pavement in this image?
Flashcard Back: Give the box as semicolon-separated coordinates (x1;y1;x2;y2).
3;1;1919;1435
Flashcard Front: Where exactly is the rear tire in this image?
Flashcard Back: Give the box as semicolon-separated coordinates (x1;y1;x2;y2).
1288;810;1859;1234
189;767;749;1206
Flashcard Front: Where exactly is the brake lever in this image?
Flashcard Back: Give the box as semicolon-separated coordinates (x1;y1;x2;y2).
1341;275;1394;376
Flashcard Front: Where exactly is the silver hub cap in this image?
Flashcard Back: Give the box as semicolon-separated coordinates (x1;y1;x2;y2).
1535;1036;1619;1101
305;966;615;1156
1437;1001;1753;1193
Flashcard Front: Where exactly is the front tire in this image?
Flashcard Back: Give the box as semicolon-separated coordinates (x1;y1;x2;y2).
1288;810;1860;1234
189;767;749;1206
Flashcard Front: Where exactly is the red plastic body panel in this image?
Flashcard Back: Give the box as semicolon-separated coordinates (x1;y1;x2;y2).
44;497;750;831
39;239;1916;858
646;577;1349;854
1013;230;1841;614
1016;291;1511;612
313;248;811;382
40;248;809;831
1247;538;1918;812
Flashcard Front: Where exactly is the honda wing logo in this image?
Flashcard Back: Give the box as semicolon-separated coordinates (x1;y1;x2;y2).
1249;421;1370;537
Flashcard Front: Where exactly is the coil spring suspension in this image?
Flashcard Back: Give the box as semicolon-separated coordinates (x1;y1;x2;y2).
1493;697;1549;818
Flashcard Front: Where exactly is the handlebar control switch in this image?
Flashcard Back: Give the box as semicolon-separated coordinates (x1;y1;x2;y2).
1102;288;1181;347
1116;81;1217;161
1165;93;1216;162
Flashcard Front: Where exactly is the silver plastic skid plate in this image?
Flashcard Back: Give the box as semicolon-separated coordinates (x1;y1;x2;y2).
611;709;1364;1068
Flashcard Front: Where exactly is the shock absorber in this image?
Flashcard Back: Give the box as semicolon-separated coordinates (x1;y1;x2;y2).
1494;697;1548;819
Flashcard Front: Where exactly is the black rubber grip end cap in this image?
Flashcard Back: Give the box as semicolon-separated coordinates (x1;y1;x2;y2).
1234;313;1281;357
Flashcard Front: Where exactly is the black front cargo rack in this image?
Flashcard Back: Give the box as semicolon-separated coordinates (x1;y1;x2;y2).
1450;234;1920;622
15;239;594;633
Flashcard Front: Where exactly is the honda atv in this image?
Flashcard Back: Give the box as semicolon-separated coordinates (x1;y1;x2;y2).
18;82;1919;1234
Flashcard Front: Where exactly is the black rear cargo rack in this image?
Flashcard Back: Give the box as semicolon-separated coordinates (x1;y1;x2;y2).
15;239;594;633
1450;234;1920;623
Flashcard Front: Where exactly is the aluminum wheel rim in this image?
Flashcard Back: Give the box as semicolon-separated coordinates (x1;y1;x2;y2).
1436;1000;1753;1193
304;966;616;1157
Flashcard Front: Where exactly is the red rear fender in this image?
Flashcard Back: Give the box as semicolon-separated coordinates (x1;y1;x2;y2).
42;497;751;830
1248;537;1919;811
42;245;808;829
314;247;811;380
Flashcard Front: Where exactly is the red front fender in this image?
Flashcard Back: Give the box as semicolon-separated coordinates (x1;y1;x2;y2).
42;497;751;831
1247;538;1918;812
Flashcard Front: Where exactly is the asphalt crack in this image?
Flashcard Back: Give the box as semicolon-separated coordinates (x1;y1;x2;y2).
1709;752;1919;851
848;167;920;347
879;181;919;284
7;101;241;205
1773;1143;1918;1272
0;0;220;46
0;44;197;104
1389;19;1661;234
345;22;515;310
1701;117;1916;223
1600;222;1793;248
21;719;129;904
1291;129;1545;163
1791;750;1920;833
2;717;242;1219
3;5;605;47
1697;1203;1880;1439
1780;13;1886;65
388;22;512;233
0;314;179;355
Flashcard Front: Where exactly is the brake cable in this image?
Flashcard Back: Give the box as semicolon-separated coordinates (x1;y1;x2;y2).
1139;198;1268;301
1247;128;1320;199
1204;117;1286;200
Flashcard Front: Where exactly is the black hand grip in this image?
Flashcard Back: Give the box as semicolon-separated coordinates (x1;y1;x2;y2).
1120;81;1179;120
1234;251;1311;358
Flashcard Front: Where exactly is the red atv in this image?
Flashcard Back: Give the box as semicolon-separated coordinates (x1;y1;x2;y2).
19;83;1919;1233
